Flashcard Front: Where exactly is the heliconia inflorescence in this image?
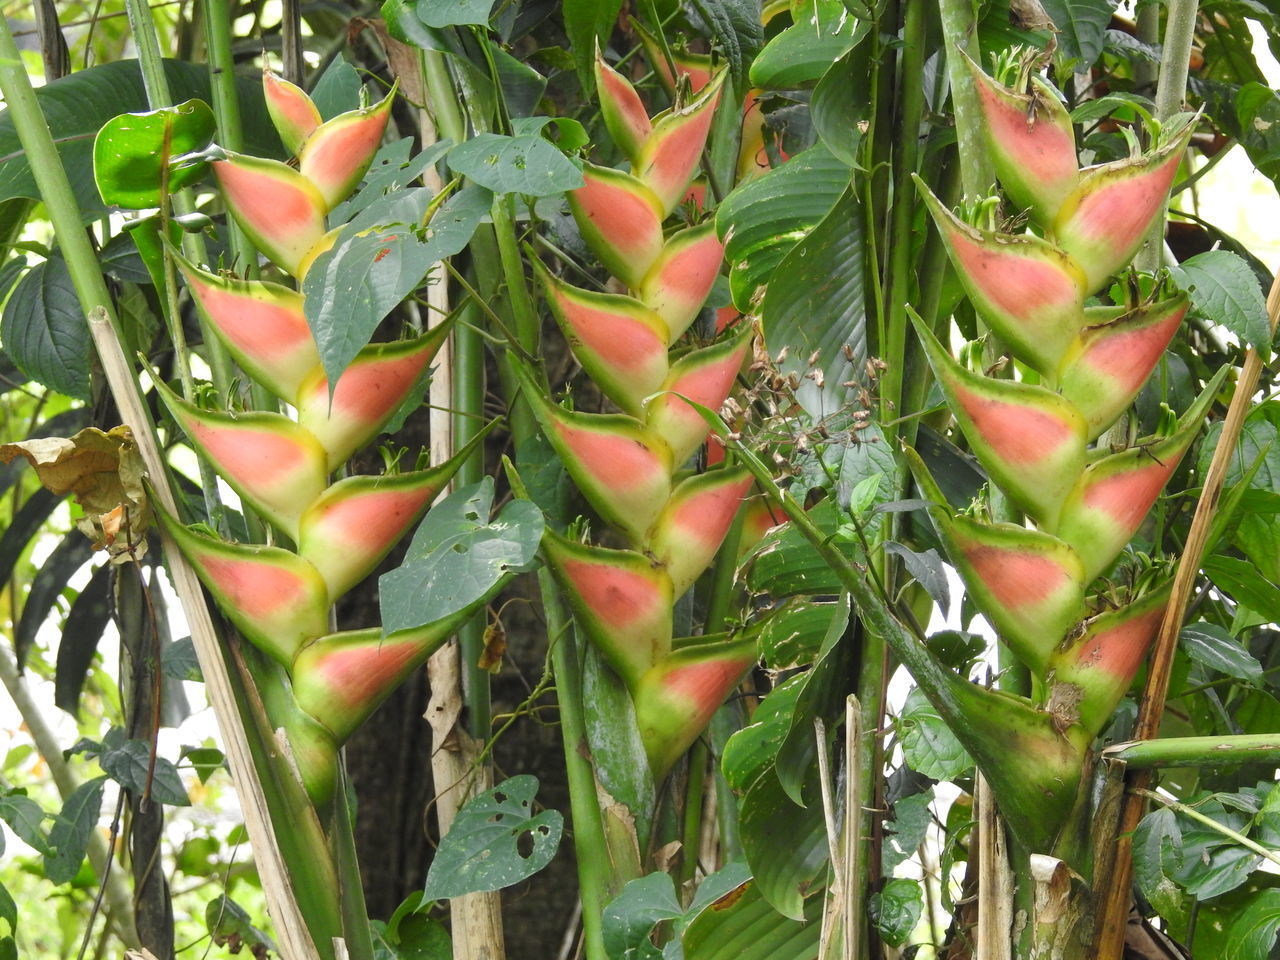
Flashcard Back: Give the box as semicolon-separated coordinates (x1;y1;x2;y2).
902;56;1219;855
530;50;760;779
158;73;497;807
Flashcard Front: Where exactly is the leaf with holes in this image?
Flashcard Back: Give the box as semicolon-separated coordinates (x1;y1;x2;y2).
379;477;542;636
1;256;91;400
447;133;583;196
422;775;562;899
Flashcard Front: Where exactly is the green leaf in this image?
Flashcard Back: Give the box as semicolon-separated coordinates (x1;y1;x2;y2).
583;648;656;850
721;674;807;793
738;765;828;919
310;56;363;121
1204;555;1280;622
98;739;191;806
602;872;683;960
1180;622;1264;683
447;133;583;196
1;256;91;400
811;48;868;165
882;790;933;876
92;99;216;208
302;184;490;388
206;895;274;955
161;636;204;683
687;0;764;91
422;775;562;899
885;543;950;618
869;877;923;947
44;777;105;885
379;478;543;636
760;188;867;418
180;746;226;785
1133;807;1185;921
0;879;15;960
55;562;113;715
15;532;94;670
1225;888;1280;960
0;793;50;854
0;59;282;220
413;0;494;28
330;138;454;224
1039;0;1116;66
718;143;848;311
749;0;869;88
681;874;822;959
758;599;843;670
1173;250;1271;354
564;0;625;86
898;687;973;781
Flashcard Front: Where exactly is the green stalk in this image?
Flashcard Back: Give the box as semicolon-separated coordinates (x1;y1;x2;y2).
1137;0;1200;273
542;570;611;960
201;0;258;278
331;767;376;960
452;298;490;737
938;0;995;201
1107;735;1280;769
879;0;926;431
124;0;234;394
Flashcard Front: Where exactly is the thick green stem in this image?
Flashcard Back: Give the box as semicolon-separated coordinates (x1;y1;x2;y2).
938;0;995;201
124;0;234;393
880;0;927;429
1107;735;1280;769
331;767;376;960
542;570;611;960
1137;0;1200;273
201;0;258;277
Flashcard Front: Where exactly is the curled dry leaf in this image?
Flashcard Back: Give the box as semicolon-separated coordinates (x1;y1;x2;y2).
0;426;150;560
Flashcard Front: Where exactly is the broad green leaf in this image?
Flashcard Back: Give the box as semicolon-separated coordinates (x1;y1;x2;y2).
602;872;683;960
0;59;282;219
750;0;868;89
44;777;106;884
682;874;822;959
758;599;843;670
379;478;543;635
869;877;923;947
721;674;807;793
422;775;562;899
1205;555;1280;622
92;99;216;208
55;562;113;715
0;879;14;960
760;188;867;418
738;765;828;919
310;56;363;120
161;636;203;682
1133;807;1185;921
1235;82;1280;188
330;139;454;224
564;0;624;86
897;687;973;781
811;48;867;165
302;184;490;388
413;0;494;28
0;793;50;854
1225;888;1280;960
687;0;764;91
1173;250;1271;354
1180;622;1264;683
206;895;273;955
744;501;859;597
1039;0;1116;66
1172;797;1260;901
882;790;933;876
583;647;656;850
717;143;848;311
180;746;226;785
98;739;191;806
447;133;582;196
1;256;91;400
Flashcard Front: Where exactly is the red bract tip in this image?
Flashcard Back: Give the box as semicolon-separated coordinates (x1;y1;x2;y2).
646;327;752;466
568;165;666;288
298;86;395;211
213;153;328;277
634;70;725;217
638;222;725;342
263;69;321;156
595;50;653;164
650;466;753;598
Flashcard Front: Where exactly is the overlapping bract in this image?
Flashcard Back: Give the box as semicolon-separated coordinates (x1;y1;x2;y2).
161;74;483;806
904;60;1214;853
534;56;756;778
